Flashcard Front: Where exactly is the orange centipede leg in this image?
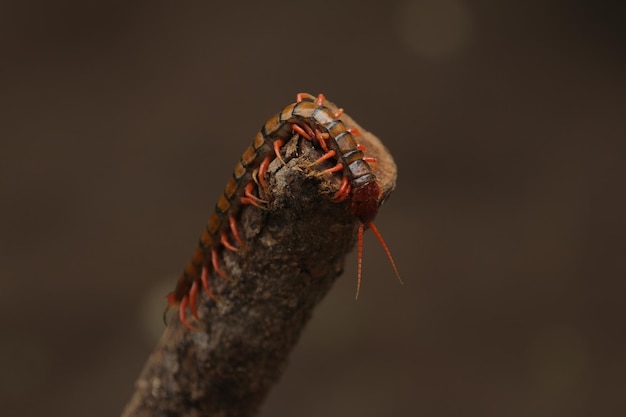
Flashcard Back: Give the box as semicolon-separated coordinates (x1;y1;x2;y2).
212;247;230;280
317;131;330;140
200;264;218;301
332;176;351;202
292;123;312;140
364;156;378;169
311;150;336;166
188;280;200;320
179;295;195;330
229;214;244;246
357;144;378;167
320;162;343;175
240;182;268;209
220;231;239;252
314;129;330;152
315;93;325;106
273;140;286;165
334;108;344;118
348;128;360;137
240;196;266;209
258;156;271;190
251;168;260;187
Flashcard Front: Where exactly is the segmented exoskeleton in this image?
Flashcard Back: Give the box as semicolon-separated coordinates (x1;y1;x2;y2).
166;93;401;329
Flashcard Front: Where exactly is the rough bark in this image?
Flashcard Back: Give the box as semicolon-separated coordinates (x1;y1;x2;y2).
121;102;397;417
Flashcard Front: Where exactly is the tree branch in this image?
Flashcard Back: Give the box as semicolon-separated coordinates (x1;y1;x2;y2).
121;102;397;417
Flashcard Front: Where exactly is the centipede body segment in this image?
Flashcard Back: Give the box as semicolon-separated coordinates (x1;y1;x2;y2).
165;93;402;329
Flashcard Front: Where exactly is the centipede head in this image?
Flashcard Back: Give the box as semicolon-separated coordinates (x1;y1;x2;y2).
347;181;381;225
348;181;403;298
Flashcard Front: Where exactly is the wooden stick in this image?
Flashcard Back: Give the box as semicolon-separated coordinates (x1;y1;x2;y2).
121;104;397;417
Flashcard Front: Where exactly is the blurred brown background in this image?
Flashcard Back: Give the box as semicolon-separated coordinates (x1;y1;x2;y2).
1;1;625;416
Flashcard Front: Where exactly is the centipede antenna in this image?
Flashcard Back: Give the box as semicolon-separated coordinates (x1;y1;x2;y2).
356;223;365;300
368;222;403;285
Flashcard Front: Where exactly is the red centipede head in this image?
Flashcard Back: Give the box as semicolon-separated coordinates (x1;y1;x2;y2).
347;182;381;225
348;182;403;299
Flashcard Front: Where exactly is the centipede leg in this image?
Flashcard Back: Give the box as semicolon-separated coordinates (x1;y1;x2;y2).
357;143;378;167
212;247;230;280
296;92;312;103
188;280;200;320
315;94;325;105
251;168;260;187
292;123;312;140
220;231;239;252
258;156;271;190
332;175;351;202
200;264;218;301
229;214;244;246
314;129;330;152
348;128;360;137
179;295;195;330
311;149;336;166
273;140;286;165
240;182;268;209
364;155;378;169
334;108;344;118
320;162;343;175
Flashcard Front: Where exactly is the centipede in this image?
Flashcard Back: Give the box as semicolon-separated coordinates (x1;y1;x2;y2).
165;93;402;329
